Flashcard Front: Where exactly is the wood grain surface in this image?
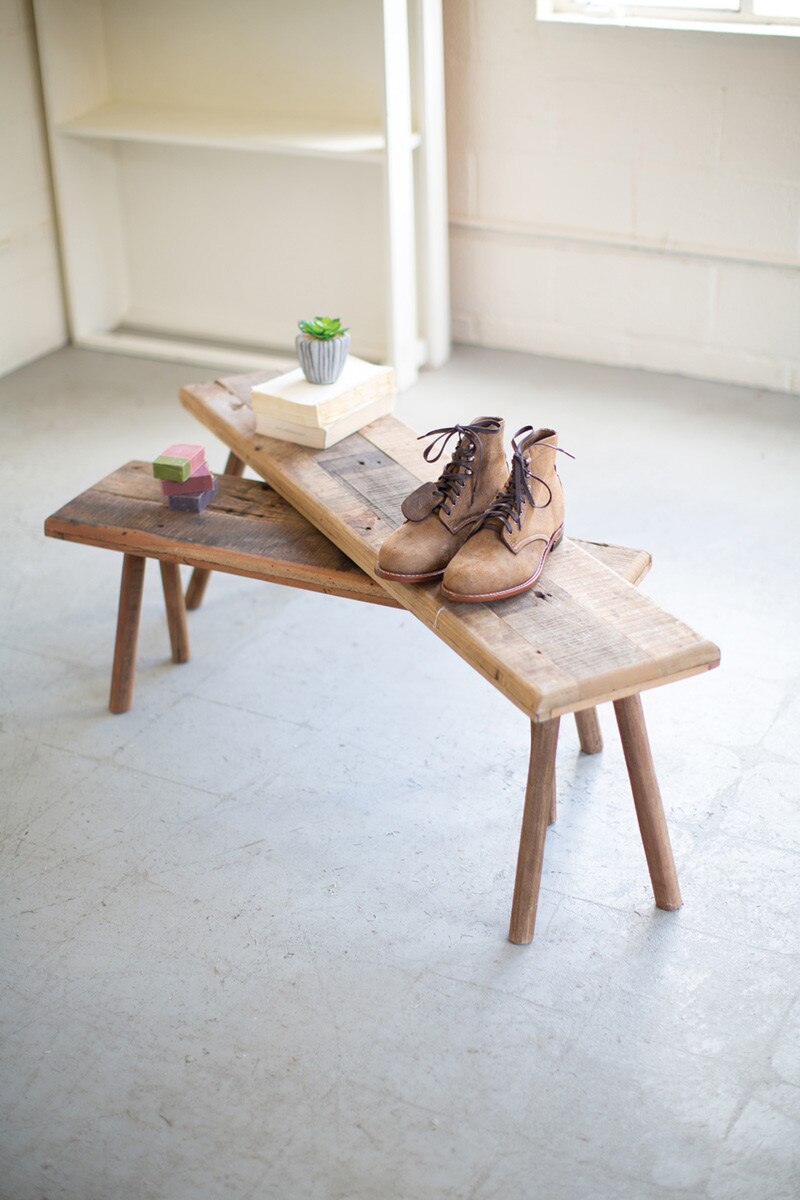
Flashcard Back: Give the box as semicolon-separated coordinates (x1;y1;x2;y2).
178;375;719;721
45;460;649;605
45;460;396;607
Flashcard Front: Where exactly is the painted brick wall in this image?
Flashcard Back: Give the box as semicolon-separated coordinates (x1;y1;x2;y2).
444;0;800;393
0;0;65;378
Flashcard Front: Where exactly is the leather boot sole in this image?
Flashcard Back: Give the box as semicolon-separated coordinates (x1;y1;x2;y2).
374;564;445;584
441;526;564;604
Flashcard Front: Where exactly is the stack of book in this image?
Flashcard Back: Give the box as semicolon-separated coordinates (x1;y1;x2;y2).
250;356;395;449
152;443;218;512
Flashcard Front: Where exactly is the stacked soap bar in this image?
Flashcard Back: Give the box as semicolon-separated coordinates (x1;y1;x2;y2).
152;443;218;513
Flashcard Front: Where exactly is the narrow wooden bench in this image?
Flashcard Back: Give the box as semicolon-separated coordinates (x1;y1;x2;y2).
44;461;642;731
176;373;720;943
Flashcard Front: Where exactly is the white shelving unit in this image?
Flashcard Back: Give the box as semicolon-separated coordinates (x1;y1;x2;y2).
34;0;450;389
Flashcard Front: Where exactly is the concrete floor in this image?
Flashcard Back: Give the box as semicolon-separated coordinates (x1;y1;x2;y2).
1;344;799;1200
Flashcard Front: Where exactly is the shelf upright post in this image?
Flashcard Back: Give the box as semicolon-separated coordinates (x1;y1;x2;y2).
33;0;130;346
412;0;451;369
381;0;420;391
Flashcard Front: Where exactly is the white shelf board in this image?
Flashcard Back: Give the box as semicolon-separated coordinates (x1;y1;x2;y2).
77;328;296;373
58;101;421;161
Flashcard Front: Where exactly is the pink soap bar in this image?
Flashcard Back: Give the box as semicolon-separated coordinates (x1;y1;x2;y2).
160;462;214;496
152;443;206;482
162;443;205;469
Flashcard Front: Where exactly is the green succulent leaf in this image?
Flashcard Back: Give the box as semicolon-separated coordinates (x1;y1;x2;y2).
297;316;349;340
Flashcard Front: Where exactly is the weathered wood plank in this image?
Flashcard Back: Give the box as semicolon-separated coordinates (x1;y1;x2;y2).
179;377;719;721
44;461;392;605
45;461;648;606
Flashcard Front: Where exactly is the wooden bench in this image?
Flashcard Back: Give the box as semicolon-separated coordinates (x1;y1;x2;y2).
44;460;641;731
46;382;719;944
175;373;719;944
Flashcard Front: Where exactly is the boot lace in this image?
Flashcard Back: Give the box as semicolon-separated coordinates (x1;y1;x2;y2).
482;426;574;535
418;417;502;517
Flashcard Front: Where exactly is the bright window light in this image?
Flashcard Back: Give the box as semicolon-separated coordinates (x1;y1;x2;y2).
753;0;800;14
537;0;800;34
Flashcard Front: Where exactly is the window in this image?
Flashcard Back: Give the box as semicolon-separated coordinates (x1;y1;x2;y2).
537;0;800;35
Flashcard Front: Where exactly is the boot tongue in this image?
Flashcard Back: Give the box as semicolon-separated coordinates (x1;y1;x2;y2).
402;418;500;523
519;430;557;484
442;416;502;489
480;428;556;536
459;416;502;456
519;431;557;519
519;428;556;456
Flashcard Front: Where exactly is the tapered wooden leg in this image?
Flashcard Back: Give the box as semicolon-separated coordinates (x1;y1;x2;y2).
575;706;603;754
159;562;191;663
109;554;146;714
508;717;560;945
185;451;245;610
614;693;682;911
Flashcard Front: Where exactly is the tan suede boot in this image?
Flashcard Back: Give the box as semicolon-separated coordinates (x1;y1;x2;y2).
375;417;508;582
441;426;565;603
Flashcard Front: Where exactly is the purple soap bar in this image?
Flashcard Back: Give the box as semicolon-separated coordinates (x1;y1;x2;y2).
167;477;218;513
161;462;214;496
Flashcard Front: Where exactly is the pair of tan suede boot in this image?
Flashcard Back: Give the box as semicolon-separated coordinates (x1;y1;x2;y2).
375;417;565;603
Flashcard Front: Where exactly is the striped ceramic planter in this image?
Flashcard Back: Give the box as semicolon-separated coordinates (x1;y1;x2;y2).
295;332;350;384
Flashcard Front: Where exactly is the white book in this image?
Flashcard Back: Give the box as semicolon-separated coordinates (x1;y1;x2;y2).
253;391;395;450
251;356;395;428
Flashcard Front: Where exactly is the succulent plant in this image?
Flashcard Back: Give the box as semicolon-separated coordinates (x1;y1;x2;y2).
297;316;349;341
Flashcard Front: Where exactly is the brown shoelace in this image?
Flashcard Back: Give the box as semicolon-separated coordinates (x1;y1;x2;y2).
481;426;574;535
418;417;503;517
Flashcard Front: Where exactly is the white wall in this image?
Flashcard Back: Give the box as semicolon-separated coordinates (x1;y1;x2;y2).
0;0;65;378
444;0;800;393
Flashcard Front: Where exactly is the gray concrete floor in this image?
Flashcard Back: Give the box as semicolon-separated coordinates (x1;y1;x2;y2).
1;345;799;1200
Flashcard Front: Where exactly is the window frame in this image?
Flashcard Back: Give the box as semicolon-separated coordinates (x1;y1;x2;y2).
536;0;800;36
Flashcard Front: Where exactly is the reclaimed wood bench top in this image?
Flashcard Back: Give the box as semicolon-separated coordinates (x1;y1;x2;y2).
45;461;396;606
179;373;719;722
44;461;648;609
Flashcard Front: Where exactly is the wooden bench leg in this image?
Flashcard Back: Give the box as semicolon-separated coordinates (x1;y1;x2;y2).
109;554;146;714
575;706;603;754
508;717;560;945
614;693;682;912
159;562;191;664
185;450;246;610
